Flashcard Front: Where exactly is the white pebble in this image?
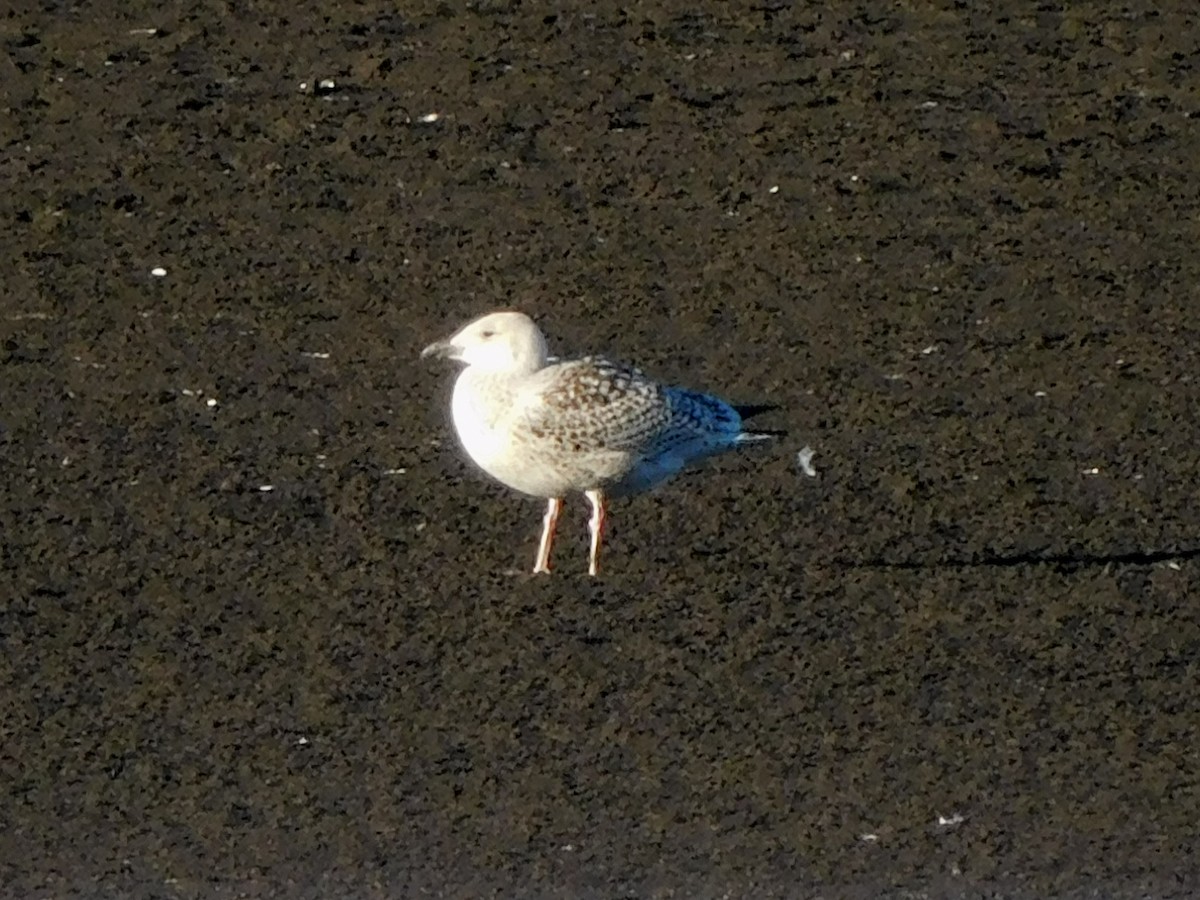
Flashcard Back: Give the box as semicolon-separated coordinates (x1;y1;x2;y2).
796;446;818;478
150;266;167;277
418;112;440;123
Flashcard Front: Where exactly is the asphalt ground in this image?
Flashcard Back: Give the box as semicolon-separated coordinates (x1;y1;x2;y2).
3;3;1199;898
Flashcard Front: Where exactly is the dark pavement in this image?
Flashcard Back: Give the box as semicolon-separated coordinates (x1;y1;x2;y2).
3;3;1199;898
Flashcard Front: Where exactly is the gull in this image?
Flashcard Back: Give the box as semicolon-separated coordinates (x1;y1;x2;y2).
421;311;779;575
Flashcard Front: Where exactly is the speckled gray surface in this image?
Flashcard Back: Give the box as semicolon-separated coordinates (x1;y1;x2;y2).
3;3;1200;898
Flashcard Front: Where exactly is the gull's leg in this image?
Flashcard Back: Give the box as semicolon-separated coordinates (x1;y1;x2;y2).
585;489;606;577
533;497;562;574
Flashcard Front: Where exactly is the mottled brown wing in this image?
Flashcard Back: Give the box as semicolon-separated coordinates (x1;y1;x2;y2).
519;357;674;453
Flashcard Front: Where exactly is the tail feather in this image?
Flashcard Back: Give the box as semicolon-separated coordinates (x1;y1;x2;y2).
736;430;785;443
733;403;784;440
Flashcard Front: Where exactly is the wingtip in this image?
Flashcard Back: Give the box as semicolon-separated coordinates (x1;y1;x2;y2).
733;403;784;441
733;403;780;420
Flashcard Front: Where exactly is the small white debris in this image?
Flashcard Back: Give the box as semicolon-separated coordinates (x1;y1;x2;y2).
840;50;855;61
205;398;218;408
919;100;939;109
1167;561;1182;571
298;81;308;92
318;78;336;91
383;468;408;475
768;185;779;194
1034;390;1047;397
796;446;818;478
61;456;71;467
180;388;197;397
937;813;965;828
301;351;331;359
258;484;275;492
859;832;878;843
1082;467;1100;475
561;843;576;852
150;266;167;277
296;736;309;745
849;174;859;182
418;112;440;123
128;27;158;36
920;345;938;355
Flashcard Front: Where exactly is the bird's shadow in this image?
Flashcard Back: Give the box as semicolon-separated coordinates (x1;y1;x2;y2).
840;544;1200;573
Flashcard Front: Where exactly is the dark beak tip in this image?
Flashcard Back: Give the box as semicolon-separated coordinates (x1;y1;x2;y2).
420;340;450;360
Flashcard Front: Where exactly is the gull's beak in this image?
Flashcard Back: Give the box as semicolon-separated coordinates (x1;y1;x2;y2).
420;338;459;361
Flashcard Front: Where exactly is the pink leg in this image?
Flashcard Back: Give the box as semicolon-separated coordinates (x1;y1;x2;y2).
533;497;562;574
585;489;606;576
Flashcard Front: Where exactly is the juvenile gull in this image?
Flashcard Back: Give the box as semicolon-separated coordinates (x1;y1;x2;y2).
421;311;778;576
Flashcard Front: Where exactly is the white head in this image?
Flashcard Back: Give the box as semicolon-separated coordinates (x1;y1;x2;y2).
421;310;549;375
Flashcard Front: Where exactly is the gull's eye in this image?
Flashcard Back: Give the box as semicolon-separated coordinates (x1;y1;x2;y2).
480;330;496;339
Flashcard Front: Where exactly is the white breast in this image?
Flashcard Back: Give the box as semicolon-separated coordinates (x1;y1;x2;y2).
450;370;569;497
451;372;505;468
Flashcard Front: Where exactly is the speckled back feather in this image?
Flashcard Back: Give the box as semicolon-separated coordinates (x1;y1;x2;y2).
523;356;742;457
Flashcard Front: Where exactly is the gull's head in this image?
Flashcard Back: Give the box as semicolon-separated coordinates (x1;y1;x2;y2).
421;310;549;374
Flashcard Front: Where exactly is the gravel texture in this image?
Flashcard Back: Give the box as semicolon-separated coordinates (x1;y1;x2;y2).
3;3;1199;898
